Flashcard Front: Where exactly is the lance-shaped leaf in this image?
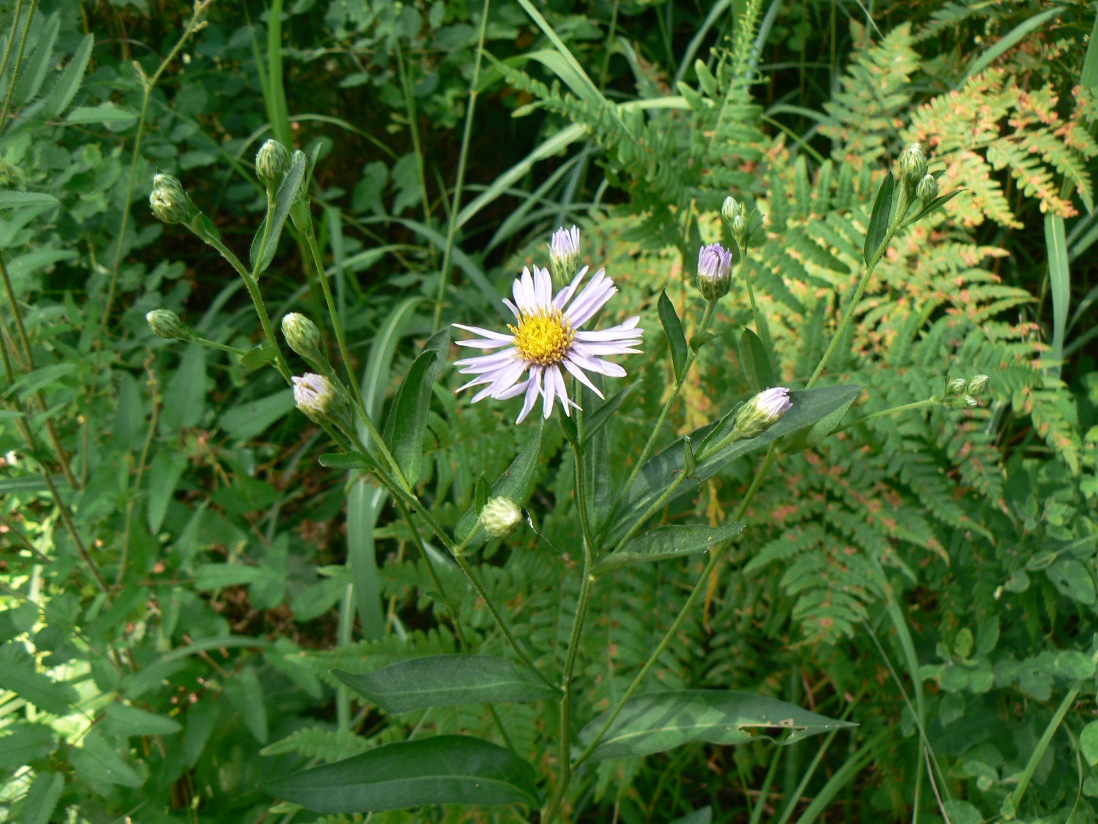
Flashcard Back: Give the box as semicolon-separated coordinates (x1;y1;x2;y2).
863;172;895;264
262;735;540;813
595;522;744;573
332;656;556;713
386;328;449;485
578;690;855;761
608;386;861;544
455;419;544;548
738;328;772;392
658;291;688;381
250;150;306;275
901;188;965;228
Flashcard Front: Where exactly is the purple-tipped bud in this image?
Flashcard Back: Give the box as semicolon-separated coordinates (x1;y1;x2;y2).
696;243;734;300
731;387;792;439
548;225;581;290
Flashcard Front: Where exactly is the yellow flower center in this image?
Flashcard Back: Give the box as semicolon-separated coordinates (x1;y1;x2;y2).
509;309;574;366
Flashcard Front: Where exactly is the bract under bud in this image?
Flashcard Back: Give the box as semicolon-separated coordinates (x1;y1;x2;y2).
696;242;733;301
282;313;325;367
146;309;194;342
548;225;581;290
916;174;939;202
898;143;928;187
731;387;792;440
480;497;523;539
256;139;292;191
149;174;191;225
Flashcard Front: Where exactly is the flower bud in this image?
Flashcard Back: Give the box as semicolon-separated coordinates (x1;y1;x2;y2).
966;374;989;396
721;196;745;225
731;214;748;244
731;387;792;440
898;143;928;187
916;174;938;202
255;139;292;191
696;242;733;301
281;313;325;368
149;174;191;225
480;496;523;539
292;373;350;430
548;225;581;291
146;309;194;342
945;377;967;397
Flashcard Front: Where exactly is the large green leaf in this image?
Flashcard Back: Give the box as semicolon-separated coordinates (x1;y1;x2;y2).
332;655;555;713
595;522;745;573
262;735;540;813
578;690;855;761
608;386;861;543
386;328;449;485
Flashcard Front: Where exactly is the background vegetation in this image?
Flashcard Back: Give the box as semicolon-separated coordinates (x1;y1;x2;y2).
1;0;1096;821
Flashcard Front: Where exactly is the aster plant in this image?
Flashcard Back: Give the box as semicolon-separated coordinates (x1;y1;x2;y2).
145;138;977;821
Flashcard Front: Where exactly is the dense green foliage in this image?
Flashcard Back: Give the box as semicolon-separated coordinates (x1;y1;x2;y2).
1;0;1096;822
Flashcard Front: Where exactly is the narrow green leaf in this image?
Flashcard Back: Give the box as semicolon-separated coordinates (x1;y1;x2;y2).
146;451;187;534
42;33;93;117
0;191;58;209
581;380;639;446
658;291;688;380
262;735;540;813
455;419;544;547
240;341;277;371
13;14;58;104
596;522;744;573
387;329;449;485
320;451;378;472
863;172;894;265
219;389;295;440
612;386;861;544
901;188;964;228
0;722;54;769
252;151;306;275
333;656;556;713
959;7;1059;83
578;690;856;761
1044;214;1069;378
70;731;144;788
738;328;772;392
194;563;273;590
65;103;136;126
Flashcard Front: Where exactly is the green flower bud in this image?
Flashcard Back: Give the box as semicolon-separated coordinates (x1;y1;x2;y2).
281;313;325;367
480;497;523;539
731;214;748;244
898;143;928;187
149;174;191;225
721;196;745;225
255;139;292;191
966;374;989;396
916;174;939;202
146;309;194;342
731;387;792;440
946;377;967;397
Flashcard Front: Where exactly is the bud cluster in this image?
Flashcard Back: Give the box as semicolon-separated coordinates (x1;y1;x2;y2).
721;196;752;247
942;374;989;409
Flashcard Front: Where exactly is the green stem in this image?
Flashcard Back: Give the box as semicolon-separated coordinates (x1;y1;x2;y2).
430;0;491;332
542;440;598;822
613;299;717;518
192;336;246;356
834;398;938;434
573;444;780;769
103;0;210;323
0;0;36;136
